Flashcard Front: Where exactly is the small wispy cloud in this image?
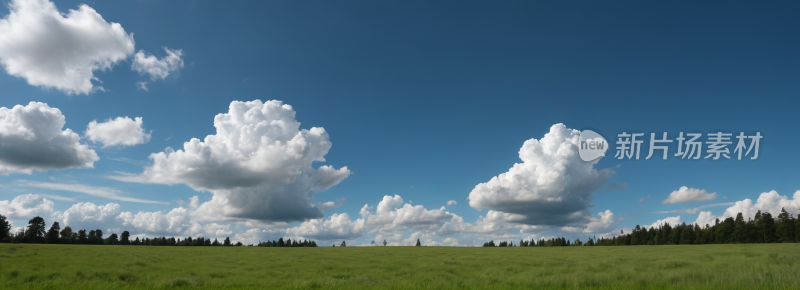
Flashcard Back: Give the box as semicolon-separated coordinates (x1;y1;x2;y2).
629;202;735;215
107;157;147;165
35;193;77;202
607;182;628;190
14;180;168;204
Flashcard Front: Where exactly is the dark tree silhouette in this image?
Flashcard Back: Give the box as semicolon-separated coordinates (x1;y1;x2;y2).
121;231;130;245
0;214;11;242
341;241;346;247
46;222;60;244
415;239;421;246
60;226;73;244
383;240;387;246
108;233;119;245
224;237;232;246
27;216;46;243
95;229;104;244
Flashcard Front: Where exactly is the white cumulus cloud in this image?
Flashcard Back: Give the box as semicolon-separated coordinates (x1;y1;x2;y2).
111;100;351;222
560;210;618;233
662;186;718;204
132;48;184;81
286;213;365;240
647;216;681;229
0;194;54;218
694;190;800;227
468;123;613;227
85;116;151;148
0;0;135;95
447;200;457;206
0;102;98;175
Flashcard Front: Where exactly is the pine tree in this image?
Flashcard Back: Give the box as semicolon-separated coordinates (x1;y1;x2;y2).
224;237;232;246
45;221;60;244
415;239;421;246
0;214;11;242
27;216;47;243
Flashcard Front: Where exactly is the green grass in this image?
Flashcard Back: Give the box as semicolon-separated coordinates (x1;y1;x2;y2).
1;243;799;289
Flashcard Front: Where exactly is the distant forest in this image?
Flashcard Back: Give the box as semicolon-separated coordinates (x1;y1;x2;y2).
484;208;799;247
0;214;317;247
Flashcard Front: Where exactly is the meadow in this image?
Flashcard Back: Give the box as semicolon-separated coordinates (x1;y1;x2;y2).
1;243;799;289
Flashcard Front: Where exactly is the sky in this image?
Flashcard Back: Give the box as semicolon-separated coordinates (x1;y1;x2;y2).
1;0;799;246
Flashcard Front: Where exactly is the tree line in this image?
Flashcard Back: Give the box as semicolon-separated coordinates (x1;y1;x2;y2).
0;214;297;247
483;208;799;247
257;238;318;247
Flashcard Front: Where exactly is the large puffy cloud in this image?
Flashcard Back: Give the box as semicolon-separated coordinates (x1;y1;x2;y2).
468;123;613;226
0;0;135;95
694;190;800;226
0;102;98;175
85;117;151;148
647;216;681;229
285;213;365;240
0;194;54;218
52;202;122;232
112;100;351;222
560;210;618;233
132;48;184;81
662;186;718;204
361;195;464;233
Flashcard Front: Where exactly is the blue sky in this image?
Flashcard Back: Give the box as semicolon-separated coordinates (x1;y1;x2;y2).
1;0;798;246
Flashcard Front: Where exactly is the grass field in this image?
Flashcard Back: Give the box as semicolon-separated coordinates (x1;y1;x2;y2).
1;243;799;289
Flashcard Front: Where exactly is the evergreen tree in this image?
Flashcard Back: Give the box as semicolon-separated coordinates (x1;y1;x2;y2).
27;216;46;243
224;237;232;246
45;221;60;244
383;240;387;246
0;214;10;242
277;238;284;247
776;208;795;243
341;241;347;247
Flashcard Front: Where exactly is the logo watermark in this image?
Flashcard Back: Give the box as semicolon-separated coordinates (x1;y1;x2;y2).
579;130;608;161
579;130;762;162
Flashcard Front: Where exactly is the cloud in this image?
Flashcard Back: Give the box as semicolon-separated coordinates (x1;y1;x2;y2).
694;211;717;228
0;0;135;95
0;102;98;175
111;100;351;222
0;194;54;218
16;180;168;204
52;202;122;232
468;123;613;227
317;197;347;210
285;213;365;240
639;194;652;202
662;186;718;204
694;190;800;227
447;200;457;206
35;194;77;202
361;195;464;234
607;182;628;190
647;216;681;229
560;210;618;233
85;116;151;148
136;82;149;91
132;48;184;81
631;202;734;215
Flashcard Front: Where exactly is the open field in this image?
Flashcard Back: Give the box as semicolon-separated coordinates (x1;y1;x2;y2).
1;243;799;289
